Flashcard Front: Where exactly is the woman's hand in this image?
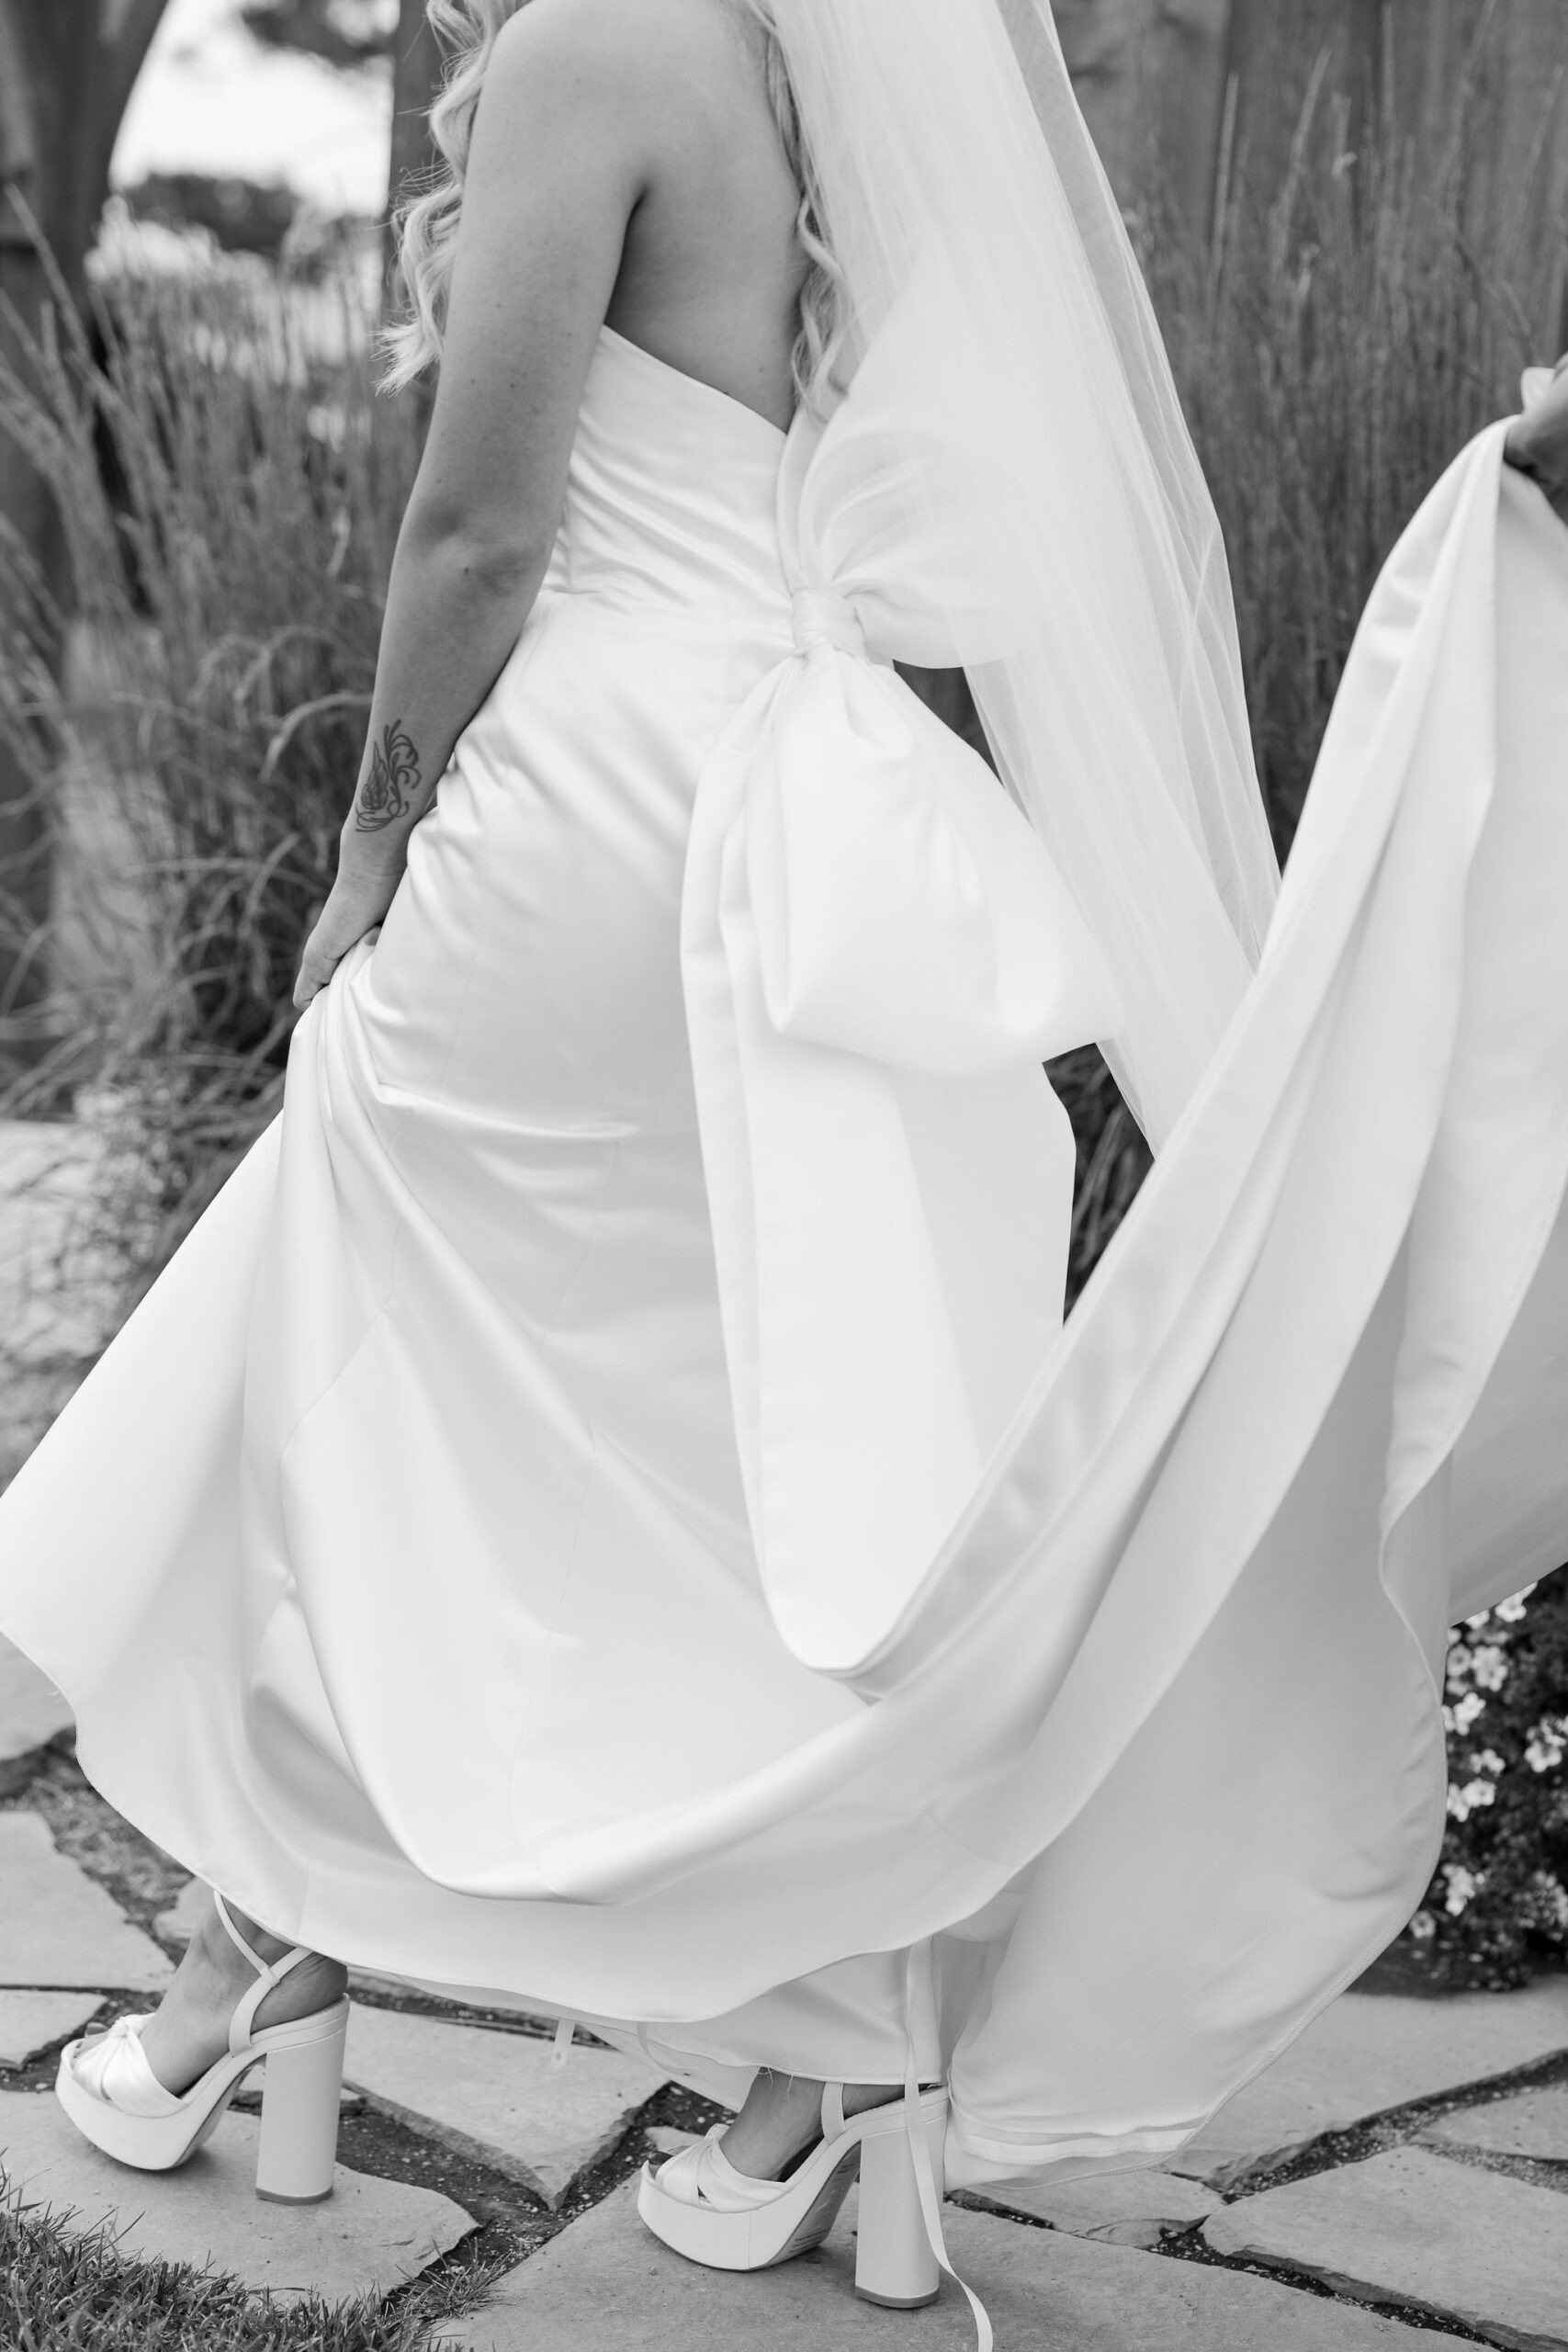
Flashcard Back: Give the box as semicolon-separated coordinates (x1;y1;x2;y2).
293;858;400;1012
1504;354;1568;523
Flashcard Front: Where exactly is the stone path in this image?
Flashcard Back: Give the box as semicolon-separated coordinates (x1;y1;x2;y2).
344;2003;667;2209
0;1809;172;1991
0;1989;103;2066
1424;2085;1568;2161
1206;2147;1567;2352
430;2177;1454;2352
975;2165;1223;2249
0;1637;72;1782
1169;1977;1568;2188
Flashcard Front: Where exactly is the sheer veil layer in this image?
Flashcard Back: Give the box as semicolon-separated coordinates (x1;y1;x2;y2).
772;0;1280;1148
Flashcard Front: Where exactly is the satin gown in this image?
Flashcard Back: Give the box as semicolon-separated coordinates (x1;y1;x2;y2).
2;323;1566;2192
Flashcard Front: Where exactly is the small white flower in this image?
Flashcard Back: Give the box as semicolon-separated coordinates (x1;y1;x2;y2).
1409;1909;1437;1941
1469;1645;1508;1692
1524;1872;1568;1932
1448;1643;1473;1680
1442;1864;1482;1917
1471;1749;1506;1778
1450;1691;1485;1735
1494;1588;1535;1624
1524;1718;1567;1775
1447;1779;1496;1821
1463;1612;1493;1634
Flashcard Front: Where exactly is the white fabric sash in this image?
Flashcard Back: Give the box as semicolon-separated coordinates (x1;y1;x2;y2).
682;379;1122;1674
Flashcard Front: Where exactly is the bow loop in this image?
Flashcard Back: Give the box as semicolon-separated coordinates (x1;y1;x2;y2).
748;657;1121;1077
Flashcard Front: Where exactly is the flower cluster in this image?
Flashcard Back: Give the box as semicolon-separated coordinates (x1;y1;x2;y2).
1406;1566;1568;1986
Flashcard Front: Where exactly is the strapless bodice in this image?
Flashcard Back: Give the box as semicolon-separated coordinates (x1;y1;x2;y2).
542;328;795;628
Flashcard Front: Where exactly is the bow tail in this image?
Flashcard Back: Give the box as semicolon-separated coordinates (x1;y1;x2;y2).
682;678;1075;1679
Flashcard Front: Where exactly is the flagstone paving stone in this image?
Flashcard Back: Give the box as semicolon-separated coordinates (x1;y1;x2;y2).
0;1634;73;1765
344;2003;667;2208
1168;1981;1568;2185
0;1990;103;2068
434;2175;1446;2350
1422;2084;1568;2164
0;1812;172;1991
971;2165;1223;2247
1204;2145;1568;2352
0;2088;473;2301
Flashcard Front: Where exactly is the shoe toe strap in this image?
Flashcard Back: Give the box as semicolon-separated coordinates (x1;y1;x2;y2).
68;2017;185;2119
655;2130;789;2213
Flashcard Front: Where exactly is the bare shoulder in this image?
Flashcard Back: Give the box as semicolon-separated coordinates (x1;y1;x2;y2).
486;0;758;139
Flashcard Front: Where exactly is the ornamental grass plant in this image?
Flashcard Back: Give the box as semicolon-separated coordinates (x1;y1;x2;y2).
1156;38;1567;851
0;246;421;1288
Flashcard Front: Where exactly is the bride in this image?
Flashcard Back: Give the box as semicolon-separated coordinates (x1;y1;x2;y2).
4;0;1567;2329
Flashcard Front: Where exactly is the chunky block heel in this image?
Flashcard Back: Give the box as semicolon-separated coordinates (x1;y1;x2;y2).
637;2082;949;2279
854;2096;945;2308
255;2007;348;2203
55;1889;347;2195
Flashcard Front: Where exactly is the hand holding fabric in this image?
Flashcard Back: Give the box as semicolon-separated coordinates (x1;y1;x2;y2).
1505;357;1568;525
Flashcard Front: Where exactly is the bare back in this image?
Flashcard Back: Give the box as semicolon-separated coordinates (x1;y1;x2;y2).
604;2;808;432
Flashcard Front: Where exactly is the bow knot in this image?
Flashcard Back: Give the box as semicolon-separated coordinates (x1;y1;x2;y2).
791;587;864;660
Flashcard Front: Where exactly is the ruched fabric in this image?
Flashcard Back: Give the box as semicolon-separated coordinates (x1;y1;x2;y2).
1;330;1564;2190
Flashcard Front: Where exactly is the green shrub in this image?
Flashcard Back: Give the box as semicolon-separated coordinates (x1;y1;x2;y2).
1411;1569;1568;1988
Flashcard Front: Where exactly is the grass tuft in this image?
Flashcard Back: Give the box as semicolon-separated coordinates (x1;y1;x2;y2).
0;2166;499;2351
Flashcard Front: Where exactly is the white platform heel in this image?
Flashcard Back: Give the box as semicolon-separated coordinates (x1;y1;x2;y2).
637;2081;949;2305
55;1891;348;2203
854;2090;947;2307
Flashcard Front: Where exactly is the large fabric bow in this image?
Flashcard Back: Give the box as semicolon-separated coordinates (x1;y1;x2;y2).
682;345;1122;1676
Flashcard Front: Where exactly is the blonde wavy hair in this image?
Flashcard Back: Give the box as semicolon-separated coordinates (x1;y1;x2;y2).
382;0;846;408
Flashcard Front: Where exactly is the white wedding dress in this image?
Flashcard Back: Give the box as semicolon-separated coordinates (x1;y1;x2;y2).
2;322;1565;2190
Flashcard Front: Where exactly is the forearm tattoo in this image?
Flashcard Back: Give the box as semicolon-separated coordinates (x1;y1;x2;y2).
353;721;424;831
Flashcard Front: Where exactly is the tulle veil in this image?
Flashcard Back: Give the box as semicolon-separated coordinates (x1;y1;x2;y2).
770;0;1280;1148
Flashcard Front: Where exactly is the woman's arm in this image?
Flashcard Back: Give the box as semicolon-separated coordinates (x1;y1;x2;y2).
293;0;654;1009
